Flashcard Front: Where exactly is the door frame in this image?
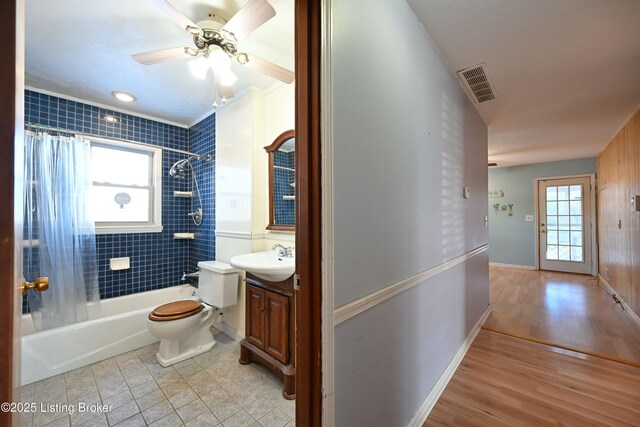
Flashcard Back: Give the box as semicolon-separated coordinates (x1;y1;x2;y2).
534;174;598;275
2;1;324;425
294;0;324;425
1;0;24;424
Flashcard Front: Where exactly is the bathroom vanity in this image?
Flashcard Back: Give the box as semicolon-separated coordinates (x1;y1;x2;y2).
239;272;295;399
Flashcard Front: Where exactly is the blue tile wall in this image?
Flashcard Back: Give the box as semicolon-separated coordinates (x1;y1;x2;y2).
23;90;216;313
187;113;216;279
273;150;295;225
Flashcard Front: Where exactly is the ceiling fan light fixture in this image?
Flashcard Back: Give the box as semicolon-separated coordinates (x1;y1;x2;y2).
210;49;238;86
186;25;203;36
220;29;237;43
184;47;199;57
111;91;136;103
236;53;249;65
188;56;210;80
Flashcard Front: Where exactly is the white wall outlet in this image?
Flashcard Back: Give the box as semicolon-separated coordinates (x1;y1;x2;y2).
525;215;534;222
110;257;130;271
631;195;640;212
464;187;471;199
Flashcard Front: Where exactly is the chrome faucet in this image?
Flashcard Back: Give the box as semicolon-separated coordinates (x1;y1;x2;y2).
181;271;199;281
272;244;294;258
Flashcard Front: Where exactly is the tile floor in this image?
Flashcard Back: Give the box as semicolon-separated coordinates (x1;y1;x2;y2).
20;329;295;427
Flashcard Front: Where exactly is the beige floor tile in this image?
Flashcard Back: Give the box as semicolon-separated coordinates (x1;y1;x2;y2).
175;398;209;423
222;409;255;427
210;398;242;422
135;389;167;412
243;397;276;420
112;413;146;427
130;380;160;399
184;410;220;427
149;412;184;427
257;408;291;427
76;413;108;427
142;400;174;425
105;401;139;426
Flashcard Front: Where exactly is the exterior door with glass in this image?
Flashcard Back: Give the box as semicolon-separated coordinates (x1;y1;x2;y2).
538;176;593;274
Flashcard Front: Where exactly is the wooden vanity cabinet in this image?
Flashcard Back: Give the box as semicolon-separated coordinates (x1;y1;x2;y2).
240;273;295;399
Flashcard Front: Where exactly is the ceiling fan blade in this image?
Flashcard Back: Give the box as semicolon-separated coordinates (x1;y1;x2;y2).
242;54;294;84
211;67;235;100
221;0;276;41
132;47;189;65
145;0;202;35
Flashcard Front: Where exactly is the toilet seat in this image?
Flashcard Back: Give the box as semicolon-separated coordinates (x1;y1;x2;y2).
148;300;203;322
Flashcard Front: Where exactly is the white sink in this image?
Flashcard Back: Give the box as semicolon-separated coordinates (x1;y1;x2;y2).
229;251;295;282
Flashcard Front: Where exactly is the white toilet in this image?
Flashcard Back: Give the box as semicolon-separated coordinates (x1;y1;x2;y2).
147;261;239;367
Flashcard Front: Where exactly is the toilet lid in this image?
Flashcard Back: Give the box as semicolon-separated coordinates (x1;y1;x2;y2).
148;300;203;322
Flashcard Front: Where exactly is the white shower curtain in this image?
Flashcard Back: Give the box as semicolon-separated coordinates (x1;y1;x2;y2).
24;131;100;331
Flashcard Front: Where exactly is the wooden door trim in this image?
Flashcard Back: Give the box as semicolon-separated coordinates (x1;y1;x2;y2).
1;0;23;423
295;0;322;425
534;174;597;275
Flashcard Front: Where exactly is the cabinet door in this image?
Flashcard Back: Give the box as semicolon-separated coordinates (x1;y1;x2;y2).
264;292;289;363
246;285;265;349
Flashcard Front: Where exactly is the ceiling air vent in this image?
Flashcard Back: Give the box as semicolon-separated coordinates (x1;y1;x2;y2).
457;63;496;104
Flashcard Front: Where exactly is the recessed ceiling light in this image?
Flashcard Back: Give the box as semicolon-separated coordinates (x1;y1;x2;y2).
111;91;137;103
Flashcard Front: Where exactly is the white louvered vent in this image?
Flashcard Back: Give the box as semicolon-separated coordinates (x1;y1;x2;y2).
457;63;496;104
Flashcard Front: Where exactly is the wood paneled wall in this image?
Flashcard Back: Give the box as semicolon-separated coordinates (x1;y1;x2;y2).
597;106;640;315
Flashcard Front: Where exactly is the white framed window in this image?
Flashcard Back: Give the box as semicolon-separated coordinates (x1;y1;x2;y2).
88;136;163;234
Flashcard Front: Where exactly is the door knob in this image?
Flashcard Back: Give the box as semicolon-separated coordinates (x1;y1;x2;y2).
20;277;49;296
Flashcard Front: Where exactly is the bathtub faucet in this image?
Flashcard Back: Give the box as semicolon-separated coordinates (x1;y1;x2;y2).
181;271;199;281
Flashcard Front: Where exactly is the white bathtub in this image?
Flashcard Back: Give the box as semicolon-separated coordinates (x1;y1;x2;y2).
21;284;196;385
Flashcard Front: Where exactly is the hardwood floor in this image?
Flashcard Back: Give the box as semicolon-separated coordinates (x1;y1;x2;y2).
425;330;640;426
482;266;640;365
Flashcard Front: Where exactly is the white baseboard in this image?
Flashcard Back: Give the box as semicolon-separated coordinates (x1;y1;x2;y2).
213;319;244;342
598;275;640;327
407;305;492;427
489;262;537;270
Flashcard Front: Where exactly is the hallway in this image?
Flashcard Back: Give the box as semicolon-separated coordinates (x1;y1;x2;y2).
425;330;640;426
425;266;640;425
483;266;640;365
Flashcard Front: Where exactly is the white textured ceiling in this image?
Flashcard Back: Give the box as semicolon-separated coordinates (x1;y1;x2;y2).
25;0;294;126
408;0;640;167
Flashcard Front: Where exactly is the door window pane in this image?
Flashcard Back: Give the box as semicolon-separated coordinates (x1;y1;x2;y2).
571;231;583;246
570;185;582;200
546;245;558;260
570;200;582;215
547;187;557;201
571;246;583;261
558;216;570;230
557;186;569;200
547;202;557;215
558;201;569;215
547;216;558;230
558;231;570;245
558;246;571;261
547;231;558;245
570;215;582;229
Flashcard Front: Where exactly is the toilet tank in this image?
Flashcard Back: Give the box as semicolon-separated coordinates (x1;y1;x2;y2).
197;261;239;308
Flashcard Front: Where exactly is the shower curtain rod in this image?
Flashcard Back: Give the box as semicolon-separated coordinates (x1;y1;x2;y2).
25;122;212;159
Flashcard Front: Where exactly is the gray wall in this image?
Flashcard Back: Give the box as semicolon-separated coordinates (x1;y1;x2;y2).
488;158;597;267
331;0;489;424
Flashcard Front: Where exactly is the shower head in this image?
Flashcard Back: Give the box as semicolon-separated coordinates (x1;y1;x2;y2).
169;158;192;179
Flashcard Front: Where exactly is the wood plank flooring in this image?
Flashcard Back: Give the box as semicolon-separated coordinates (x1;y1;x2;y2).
482;266;640;365
425;330;640;426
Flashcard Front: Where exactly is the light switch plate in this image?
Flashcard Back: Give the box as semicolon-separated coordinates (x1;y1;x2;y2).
525;215;534;222
464;187;471;199
631;195;640;212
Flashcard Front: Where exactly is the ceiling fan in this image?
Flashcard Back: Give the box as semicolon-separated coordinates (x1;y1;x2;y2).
132;0;294;103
